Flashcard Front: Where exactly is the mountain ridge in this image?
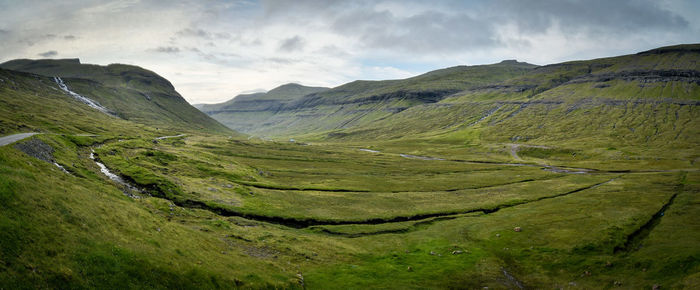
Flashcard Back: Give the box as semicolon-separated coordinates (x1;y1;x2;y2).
200;60;537;135
194;44;699;143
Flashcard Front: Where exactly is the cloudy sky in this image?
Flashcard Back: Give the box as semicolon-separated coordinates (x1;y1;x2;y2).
0;0;698;104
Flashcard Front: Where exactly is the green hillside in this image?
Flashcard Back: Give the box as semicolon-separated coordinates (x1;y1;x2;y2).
200;61;536;136
0;68;145;136
0;59;233;134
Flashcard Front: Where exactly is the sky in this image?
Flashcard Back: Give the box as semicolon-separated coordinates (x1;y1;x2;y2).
0;0;698;104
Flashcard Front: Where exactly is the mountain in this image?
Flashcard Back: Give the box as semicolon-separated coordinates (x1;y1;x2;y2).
336;44;700;148
199;61;536;136
0;58;232;134
198;83;329;133
198;45;700;154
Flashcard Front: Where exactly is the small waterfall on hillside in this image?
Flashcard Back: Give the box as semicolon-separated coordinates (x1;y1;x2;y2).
53;76;116;116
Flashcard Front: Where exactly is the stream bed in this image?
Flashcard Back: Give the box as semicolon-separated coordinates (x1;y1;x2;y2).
89;149;143;198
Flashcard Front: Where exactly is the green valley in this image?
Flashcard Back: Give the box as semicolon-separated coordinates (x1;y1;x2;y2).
1;44;699;289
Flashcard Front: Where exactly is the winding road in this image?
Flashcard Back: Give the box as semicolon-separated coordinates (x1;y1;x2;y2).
0;133;40;146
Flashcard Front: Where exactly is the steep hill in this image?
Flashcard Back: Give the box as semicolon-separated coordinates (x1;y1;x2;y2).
0;68;144;136
200;61;536;136
0;59;232;134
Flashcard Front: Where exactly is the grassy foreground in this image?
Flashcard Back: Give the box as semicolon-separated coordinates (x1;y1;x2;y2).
1;132;698;289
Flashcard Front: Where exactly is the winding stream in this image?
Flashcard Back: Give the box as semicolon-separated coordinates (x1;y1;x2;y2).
89;149;142;198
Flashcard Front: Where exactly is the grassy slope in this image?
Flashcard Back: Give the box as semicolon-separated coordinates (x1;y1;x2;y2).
301;45;700;169
0;68;146;136
0;135;308;288
200;61;536;137
3;131;697;289
0;59;233;135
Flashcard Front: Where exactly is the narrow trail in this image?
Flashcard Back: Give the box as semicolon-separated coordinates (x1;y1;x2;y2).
510;144;522;161
154;134;187;141
507;143;551;161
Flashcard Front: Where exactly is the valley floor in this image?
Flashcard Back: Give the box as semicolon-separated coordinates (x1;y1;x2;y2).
2;132;698;289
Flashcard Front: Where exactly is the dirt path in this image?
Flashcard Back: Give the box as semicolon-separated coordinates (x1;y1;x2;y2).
155;134;186;140
0;133;40;146
507;143;550;161
510;144;522;160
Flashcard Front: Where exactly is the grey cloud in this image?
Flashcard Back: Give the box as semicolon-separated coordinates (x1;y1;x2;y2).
263;0;345;18
176;27;212;39
18;33;60;46
316;45;350;58
278;36;305;52
261;0;691;54
187;47;245;66
64;35;77;40
332;9;497;53
267;57;299;65
263;1;498;53
214;32;232;39
154;46;180;53
38;50;58;57
494;0;689;34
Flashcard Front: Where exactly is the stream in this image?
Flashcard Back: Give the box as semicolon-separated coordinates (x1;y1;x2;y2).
89;149;142;199
53;162;70;174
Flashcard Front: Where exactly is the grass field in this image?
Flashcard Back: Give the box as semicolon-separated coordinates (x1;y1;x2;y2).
2;130;695;288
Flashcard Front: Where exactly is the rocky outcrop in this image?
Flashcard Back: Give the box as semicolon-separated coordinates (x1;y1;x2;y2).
14;138;54;163
567;69;700;85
